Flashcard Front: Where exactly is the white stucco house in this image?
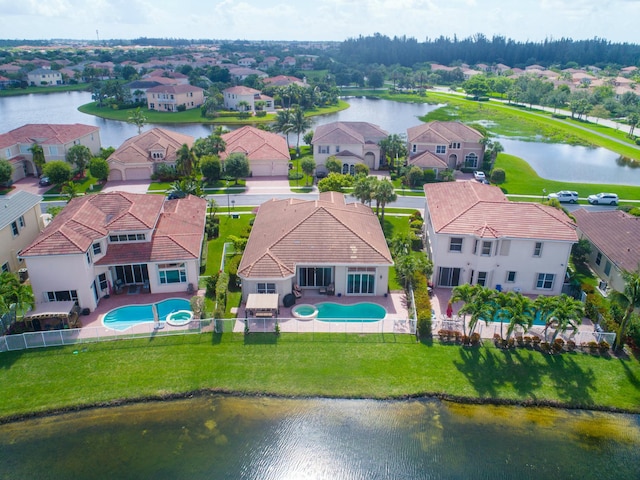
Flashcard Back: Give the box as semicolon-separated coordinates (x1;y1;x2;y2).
238;192;393;304
311;121;388;174
407;121;484;170
222;86;275;113
27;68;62;86
20;192;206;312
424;182;577;295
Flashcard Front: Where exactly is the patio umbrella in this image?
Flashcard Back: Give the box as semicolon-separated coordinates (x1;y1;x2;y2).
446;303;453;318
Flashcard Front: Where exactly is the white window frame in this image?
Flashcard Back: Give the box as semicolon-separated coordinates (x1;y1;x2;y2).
257;282;276;294
449;237;463;252
533;242;543;257
481;241;492;256
536;273;555;290
436;145;446;154
158;263;187;284
506;271;516;283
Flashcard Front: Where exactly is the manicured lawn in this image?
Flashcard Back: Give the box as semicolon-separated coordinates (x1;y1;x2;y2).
0;83;90;97
204;214;254;276
42;174;104;200
1;335;639;420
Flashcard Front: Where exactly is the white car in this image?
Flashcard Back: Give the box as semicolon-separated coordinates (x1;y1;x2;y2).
587;192;618;205
547;190;579;203
473;171;486;181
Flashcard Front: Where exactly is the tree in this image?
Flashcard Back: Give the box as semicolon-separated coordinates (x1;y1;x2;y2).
548;294;584;342
394;252;432;289
0;272;35;323
462;75;489;99
127;107;147;134
303;130;314;147
589;104;611;124
571;238;592;264
175;144;197;178
378;134;407;172
88;157;109;182
458;286;496;335
325;156;342;173
373;178;397;224
193;132;227;158
0;158;12;185
504;292;534;341
274;109;294;148
167;177;204;199
367;69;385;88
29;143;46;175
224;152;250;184
317;172;353;193
405;166;424;188
66;145;92;176
300;157;316;186
200;155;222;182
290;106;312;156
42;160;72;186
352;175;378;205
451;283;481;336
62;181;80;200
611;267;640;350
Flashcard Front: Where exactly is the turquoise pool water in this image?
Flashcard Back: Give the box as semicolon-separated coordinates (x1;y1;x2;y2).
489;309;546;326
316;302;386;322
103;298;191;331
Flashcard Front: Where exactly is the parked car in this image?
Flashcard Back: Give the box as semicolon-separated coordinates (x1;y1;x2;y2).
587;192;618;205
547;190;579;203
38;176;51;186
473;171;486;181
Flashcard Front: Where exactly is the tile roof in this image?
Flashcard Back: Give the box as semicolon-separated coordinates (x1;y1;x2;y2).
220;126;290;162
0;124;99;149
223;86;261;95
407;121;483;144
107;128;194;166
424;182;577;241
146;84;204;94
407;150;448;169
573;209;640;272
0;191;42;230
238;192;393;279
311;121;388;146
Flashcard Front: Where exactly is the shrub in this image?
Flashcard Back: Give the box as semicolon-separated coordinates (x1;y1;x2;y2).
490;168;505;184
255;110;267;117
423;169;437;183
354;163;369;176
469;332;481;346
599;340;610;353
539;341;551;353
417;311;432;339
205;273;219;298
523;336;532;347
566;339;577;352
176;104;186;112
552;338;565;353
215;271;229;316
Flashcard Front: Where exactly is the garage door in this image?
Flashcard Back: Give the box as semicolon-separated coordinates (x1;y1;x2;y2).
251;161;288;177
109;169;123;181
11;161;26;182
124;167;151;180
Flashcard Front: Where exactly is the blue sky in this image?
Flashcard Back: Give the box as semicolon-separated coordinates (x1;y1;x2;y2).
1;0;639;43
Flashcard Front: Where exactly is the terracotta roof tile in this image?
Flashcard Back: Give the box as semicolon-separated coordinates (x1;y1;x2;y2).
220;126;290;162
0;123;99;148
407;121;483;144
107;128;194;166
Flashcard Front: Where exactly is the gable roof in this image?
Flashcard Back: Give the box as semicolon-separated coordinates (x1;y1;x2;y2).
0;191;42;231
107;128;194;166
573;209;640;272
311;121;388;146
146;84;204;94
220;126;290;162
238;192;393;279
0;124;99;149
223;86;261;95
407;150;448;169
407;121;483;144
424;182;577;241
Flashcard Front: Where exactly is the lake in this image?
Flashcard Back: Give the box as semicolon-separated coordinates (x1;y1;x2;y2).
1;92;639;184
1;395;638;479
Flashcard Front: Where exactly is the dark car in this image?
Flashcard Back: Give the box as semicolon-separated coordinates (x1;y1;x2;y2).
39;176;51;186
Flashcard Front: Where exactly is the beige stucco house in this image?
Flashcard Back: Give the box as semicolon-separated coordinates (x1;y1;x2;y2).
407;121;484;170
222;86;275;113
0;124;102;182
107;128;194;181
311;121;389;174
27;68;62;86
424;182;577;295
146;84;205;112
0;191;43;275
220;126;290;177
20;192;206;312
238;192;393;304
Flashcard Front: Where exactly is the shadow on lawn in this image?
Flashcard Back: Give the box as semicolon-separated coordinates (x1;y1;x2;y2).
454;345;596;406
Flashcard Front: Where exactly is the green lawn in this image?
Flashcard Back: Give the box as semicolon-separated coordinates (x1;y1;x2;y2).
0;83;91;97
42;174;104;200
1;334;639;420
204;214;254;276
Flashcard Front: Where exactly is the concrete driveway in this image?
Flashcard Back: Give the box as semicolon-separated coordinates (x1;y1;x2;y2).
101;180;151;194
10;177;51;195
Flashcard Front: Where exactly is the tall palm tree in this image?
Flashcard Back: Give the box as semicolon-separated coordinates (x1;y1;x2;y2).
275;109;294;149
290;106;312;157
127;107;147;134
534;295;559;340
374;178;397;224
175;144;197;178
0;272;35;323
29;143;46;176
450;283;480;336
549;294;584;342
459;287;496;336
504;292;534;340
611;267;640;350
352;175;377;206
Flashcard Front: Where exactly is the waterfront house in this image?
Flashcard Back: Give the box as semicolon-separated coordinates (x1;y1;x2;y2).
222;86;275;113
407;121;484;170
146;84;205;112
26;68;62;86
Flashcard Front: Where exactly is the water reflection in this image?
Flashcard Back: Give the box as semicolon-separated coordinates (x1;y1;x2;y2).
0;396;638;479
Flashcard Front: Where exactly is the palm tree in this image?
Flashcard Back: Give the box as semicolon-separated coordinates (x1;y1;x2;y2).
175;144;197;178
459;287;496;336
451;283;481;336
0;272;35;324
29;143;46;176
167;177;204;199
373;178;397;224
127;107;147;134
504;292;534;340
534;295;559;340
352;175;377;206
290;106;312;156
610;267;640;350
275;109;294;149
549;294;584;342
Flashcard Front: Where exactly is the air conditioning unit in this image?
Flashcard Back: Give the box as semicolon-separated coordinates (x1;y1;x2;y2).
598;280;608;291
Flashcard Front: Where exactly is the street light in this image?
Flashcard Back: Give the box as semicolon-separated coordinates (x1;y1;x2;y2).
227;180;230;216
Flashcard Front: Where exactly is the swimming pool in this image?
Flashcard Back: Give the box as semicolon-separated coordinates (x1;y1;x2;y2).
103;298;191;331
292;302;387;322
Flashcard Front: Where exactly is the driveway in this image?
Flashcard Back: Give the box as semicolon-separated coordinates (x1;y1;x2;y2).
101;180;151;194
244;176;292;194
9;177;51;196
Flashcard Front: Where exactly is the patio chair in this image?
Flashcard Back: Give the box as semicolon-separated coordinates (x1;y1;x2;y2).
114;279;124;295
327;283;335;296
187;283;194;295
292;284;302;299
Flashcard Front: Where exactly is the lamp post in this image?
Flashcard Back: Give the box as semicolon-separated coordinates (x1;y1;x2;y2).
227;181;230;216
231;199;235;216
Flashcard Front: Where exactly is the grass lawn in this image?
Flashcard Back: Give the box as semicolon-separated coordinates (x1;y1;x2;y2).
42;174;104;200
1;334;639;420
204;214;254;276
0;83;90;97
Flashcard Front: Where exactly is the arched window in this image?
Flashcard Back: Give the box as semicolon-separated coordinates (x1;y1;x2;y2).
465;152;478;168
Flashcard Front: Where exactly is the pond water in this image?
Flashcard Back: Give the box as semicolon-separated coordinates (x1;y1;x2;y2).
1;396;638;479
1;92;638;185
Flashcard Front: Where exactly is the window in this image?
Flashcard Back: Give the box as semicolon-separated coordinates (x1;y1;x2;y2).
533;242;543;257
46;290;78;303
436;145;446;154
464;152;478;168
347;267;376;294
536;273;555;290
48;145;58;155
481;241;492;256
477;271;488;286
473;239;478;255
11;221;19;237
319;145;329;154
500;240;511;256
257;283;276;294
335;145;340;153
412;144;417;153
92;242;102;255
18;215;25;228
449;237;463;252
604;261;612;276
438;267;461;287
86;251;92;265
299;267;332;287
506;271;516;283
109;233;146;243
449;142;461;149
1;262;9;273
98;273;108;292
158;263;187;284
595;252;602;265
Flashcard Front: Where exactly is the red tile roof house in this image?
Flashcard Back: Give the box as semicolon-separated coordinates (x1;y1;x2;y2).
220;126;290;177
407;121;484;171
424;182;577;295
0;123;101;182
146;84;205;112
20;192;206;312
238;192;393;305
573;209;640;295
222;86;275;113
311;121;389;174
107;128;194;181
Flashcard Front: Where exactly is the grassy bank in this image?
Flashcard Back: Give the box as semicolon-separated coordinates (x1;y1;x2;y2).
0;83;91;97
1;333;639;421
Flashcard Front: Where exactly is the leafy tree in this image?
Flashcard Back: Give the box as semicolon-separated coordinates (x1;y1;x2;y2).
504;292;535;341
373;178;397;224
571;238;592;264
224;152;250;184
0;158;12;185
406;166;424;188
367;69;385;88
394;252;433;289
589;104;610;124
303;130;314;146
325;156;342;173
66;144;92;176
42;160;72;186
127;107;147;134
29;143;46;175
378;134;407;172
175;144;197;178
354;163;369;176
88;157;109;182
610;267;640;350
98;146;115;160
300;157;316;186
274;109;294;149
0;271;35;322
317;172;353;193
462;75;489;99
193;132;227;158
200;155;222;182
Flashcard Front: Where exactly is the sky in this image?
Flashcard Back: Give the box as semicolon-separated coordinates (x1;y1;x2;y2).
1;0;639;44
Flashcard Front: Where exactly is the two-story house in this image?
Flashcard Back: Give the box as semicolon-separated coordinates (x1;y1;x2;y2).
0;124;102;182
146;84;205;112
0;191;43;275
424;182;577;295
311;121;389;174
407;121;484;171
222;86;275;113
20;192;206;312
27;68;62;86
